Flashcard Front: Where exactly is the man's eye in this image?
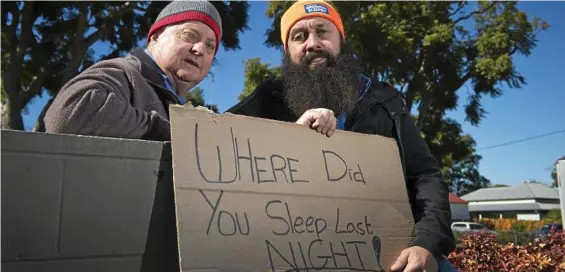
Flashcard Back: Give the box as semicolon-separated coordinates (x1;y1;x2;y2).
183;32;198;42
293;33;305;42
317;29;327;36
206;42;216;51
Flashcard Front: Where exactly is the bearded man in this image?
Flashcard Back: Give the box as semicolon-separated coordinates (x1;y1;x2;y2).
44;0;221;141
227;1;456;271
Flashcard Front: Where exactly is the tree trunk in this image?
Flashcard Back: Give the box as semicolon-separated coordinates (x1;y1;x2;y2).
2;93;24;130
405;50;427;113
33;97;54;132
416;96;433;130
405;85;417;113
1;1;34;130
61;10;89;85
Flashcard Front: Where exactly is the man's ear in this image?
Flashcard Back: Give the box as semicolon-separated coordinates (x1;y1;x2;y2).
149;28;165;44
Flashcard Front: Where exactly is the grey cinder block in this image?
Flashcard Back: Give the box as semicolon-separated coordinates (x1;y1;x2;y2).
2;130;178;271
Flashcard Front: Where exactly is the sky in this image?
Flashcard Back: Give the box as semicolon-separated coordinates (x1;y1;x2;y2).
22;1;565;188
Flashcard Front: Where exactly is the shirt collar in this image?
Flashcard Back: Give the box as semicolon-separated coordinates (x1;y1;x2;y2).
357;73;372;102
143;49;186;105
336;74;372;130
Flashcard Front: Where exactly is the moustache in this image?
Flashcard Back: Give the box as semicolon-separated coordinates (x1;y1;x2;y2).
301;50;335;66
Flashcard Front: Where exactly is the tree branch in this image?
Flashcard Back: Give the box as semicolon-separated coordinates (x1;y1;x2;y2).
405;51;427;112
18;1;35;60
61;8;89;84
21;66;48;106
453;69;476;94
33;97;54;132
84;29;102;48
453;1;497;25
4;1;34;98
85;4;133;47
509;44;518;56
416;96;433;130
7;4;20;52
448;1;466;17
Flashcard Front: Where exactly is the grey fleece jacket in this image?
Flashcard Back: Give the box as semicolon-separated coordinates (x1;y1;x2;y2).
44;48;180;141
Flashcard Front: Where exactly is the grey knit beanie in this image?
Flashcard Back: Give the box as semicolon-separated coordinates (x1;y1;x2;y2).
147;0;222;54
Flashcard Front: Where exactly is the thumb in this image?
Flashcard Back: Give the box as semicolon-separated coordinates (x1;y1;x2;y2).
390;250;410;271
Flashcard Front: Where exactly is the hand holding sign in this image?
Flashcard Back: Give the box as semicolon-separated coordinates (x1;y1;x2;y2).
390;246;438;272
295;108;337;137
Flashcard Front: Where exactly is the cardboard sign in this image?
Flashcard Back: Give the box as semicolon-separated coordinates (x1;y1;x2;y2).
169;106;415;272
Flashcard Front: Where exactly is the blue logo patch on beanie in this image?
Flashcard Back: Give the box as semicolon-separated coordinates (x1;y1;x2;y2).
304;3;329;14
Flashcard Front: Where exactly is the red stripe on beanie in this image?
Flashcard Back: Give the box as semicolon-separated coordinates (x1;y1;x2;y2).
147;11;221;54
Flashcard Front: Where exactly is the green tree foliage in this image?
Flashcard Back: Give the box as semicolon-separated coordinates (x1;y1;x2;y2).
426;117;490;195
544;209;562;223
239;57;281;101
551;155;565;188
264;1;548;129
1;1;249;130
183;87;218;113
241;1;547;193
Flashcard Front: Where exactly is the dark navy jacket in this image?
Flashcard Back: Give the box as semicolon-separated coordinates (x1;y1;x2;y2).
226;76;456;262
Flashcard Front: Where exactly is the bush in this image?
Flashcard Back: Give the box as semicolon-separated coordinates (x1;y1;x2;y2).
474;218;556;232
496;230;536;246
448;230;565;271
449;232;503;271
546;210;563;222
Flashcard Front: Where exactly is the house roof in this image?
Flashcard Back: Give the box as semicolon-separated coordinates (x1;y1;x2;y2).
468;203;561;212
461;182;560;202
449;193;467;204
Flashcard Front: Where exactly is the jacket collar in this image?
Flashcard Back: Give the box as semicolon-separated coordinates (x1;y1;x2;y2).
128;48;180;104
346;80;402;129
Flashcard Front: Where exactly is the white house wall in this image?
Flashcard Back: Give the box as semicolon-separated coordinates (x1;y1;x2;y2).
517;213;541;221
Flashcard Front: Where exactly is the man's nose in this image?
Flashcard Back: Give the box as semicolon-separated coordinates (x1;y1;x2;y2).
191;42;205;56
304;34;322;52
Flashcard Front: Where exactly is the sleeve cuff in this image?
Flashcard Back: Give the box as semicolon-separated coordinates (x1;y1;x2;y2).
410;232;444;264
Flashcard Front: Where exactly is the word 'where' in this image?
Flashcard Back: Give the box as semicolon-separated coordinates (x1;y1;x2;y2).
193;123;366;185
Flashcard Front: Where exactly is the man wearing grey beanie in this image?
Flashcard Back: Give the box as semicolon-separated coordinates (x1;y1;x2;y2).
44;0;222;141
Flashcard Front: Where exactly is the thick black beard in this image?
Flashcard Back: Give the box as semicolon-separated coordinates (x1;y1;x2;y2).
279;48;362;118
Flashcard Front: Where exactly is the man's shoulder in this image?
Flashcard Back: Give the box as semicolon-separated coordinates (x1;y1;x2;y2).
360;77;408;118
60;51;144;95
225;76;285;116
365;78;403;103
241;77;283;101
86;52;141;73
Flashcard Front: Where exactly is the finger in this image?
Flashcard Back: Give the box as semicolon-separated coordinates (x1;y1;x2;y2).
295;114;309;126
320;112;331;135
402;262;421;272
313;111;327;133
312;116;322;129
327;115;337;137
390;250;410;271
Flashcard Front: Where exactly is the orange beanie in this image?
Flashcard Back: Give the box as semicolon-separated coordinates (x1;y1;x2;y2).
280;0;345;51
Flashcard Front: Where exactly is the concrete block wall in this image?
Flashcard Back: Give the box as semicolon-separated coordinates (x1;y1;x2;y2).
1;130;178;272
